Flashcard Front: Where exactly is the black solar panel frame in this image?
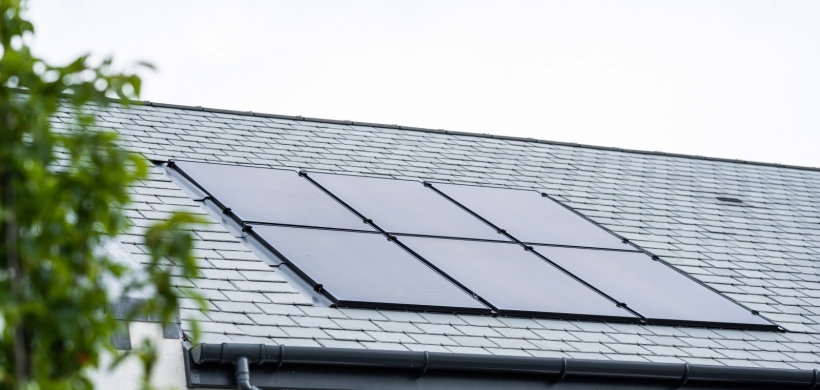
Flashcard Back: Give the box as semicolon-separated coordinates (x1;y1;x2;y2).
424;180;777;330
298;171;510;313
170;160;262;237
530;192;640;252
530;247;777;330
303;171;511;242
170;161;779;330
169;160;237;210
421;181;521;243
244;224;494;314
523;246;645;320
397;236;641;323
530;195;774;328
169;160;375;232
627;254;773;329
425;181;639;251
172;162;496;314
388;232;514;244
298;171;383;232
647;316;776;330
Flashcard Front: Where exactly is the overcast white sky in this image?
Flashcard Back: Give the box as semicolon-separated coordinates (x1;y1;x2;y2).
28;1;820;168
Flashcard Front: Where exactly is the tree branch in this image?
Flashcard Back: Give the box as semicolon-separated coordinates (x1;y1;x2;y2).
4;168;29;386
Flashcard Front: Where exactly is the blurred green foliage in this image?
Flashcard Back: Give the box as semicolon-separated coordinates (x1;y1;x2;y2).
0;1;204;389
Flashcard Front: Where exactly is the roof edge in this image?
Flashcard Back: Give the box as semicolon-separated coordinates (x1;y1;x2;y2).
139;100;820;174
186;343;817;389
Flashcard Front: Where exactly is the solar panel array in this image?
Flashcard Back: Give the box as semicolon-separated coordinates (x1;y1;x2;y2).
172;160;774;329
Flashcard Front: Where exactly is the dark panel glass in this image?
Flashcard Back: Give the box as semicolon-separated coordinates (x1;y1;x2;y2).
308;173;505;241
399;237;635;319
173;161;370;231
533;246;771;326
250;225;488;311
432;183;632;250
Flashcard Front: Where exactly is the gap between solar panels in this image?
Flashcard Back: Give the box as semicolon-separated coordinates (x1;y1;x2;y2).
422;182;770;329
168;160;777;331
292;169;636;321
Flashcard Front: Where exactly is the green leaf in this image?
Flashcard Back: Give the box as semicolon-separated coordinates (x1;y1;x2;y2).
0;1;203;388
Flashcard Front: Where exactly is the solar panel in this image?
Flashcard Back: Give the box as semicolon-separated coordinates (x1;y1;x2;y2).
250;225;489;312
172;161;371;231
399;236;637;320
533;246;772;327
307;172;506;241
172;161;773;329
431;183;633;250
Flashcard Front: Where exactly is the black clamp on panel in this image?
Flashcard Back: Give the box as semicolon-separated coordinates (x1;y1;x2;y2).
386;234;398;241
651;255;660;261
298;171;308;177
422;181;433;188
167;160;177;168
363;218;373;224
621;238;630;244
541;193;549;197
497;228;506;234
524;245;534;251
313;284;324;292
222;207;232;215
616;302;627;308
241;225;254;233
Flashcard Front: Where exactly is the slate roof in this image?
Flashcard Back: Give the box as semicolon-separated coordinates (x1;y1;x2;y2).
54;101;820;371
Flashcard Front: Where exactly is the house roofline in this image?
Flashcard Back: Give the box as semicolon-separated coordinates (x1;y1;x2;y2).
186;343;818;389
140;100;820;174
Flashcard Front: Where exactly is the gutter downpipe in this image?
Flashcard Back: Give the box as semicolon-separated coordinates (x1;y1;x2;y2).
212;343;262;390
235;356;261;390
190;343;819;389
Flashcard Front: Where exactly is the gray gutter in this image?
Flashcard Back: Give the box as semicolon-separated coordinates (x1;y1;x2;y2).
186;343;819;390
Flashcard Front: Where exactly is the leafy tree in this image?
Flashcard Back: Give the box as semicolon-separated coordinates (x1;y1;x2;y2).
0;1;203;389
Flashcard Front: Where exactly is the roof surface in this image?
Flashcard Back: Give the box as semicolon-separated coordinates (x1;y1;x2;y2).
56;102;820;371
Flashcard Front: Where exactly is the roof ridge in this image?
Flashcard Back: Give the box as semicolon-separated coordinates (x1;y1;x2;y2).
139;100;820;174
